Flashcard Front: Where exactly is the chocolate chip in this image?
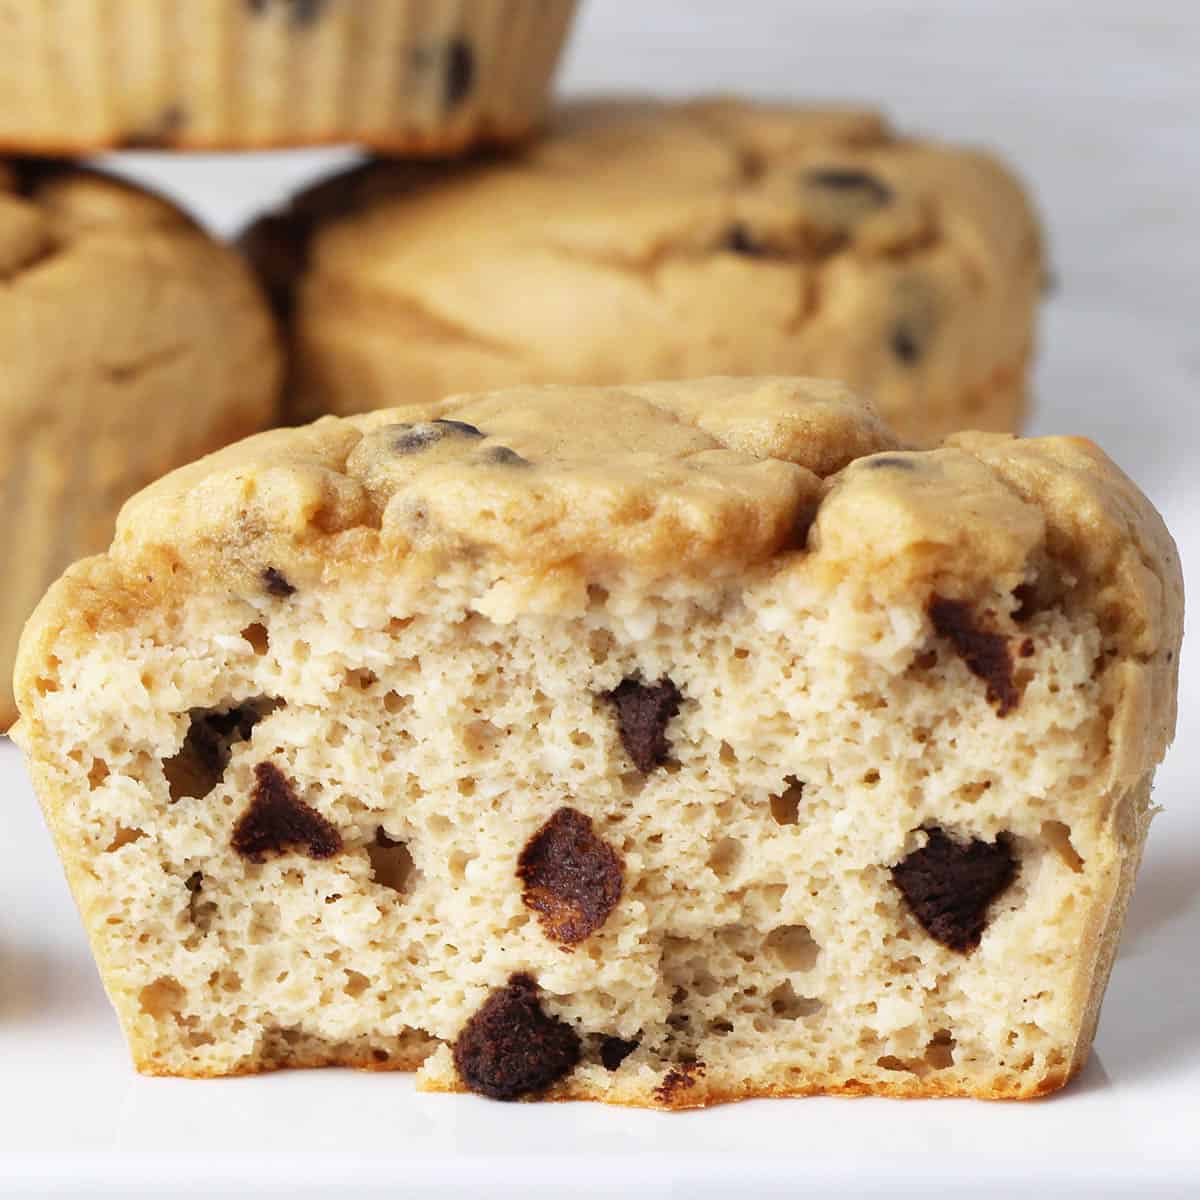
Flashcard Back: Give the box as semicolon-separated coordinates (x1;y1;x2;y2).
1019;638;1035;658
434;419;485;438
866;455;918;470
231;762;342;863
802;167;893;208
600;1036;639;1071
891;826;1017;952
607;677;682;773
929;597;1019;716
444;38;475;109
723;223;767;256
453;974;581;1100
164;700;277;802
262;567;296;597
481;445;531;467
390;420;488;454
517;808;623;946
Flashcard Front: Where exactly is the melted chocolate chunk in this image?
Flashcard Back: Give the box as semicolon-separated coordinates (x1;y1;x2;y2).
929;596;1019;716
723;222;767;256
231;762;342;863
607;677;682;773
802;167;893;208
600;1036;639;1071
517;808;624;946
891;826;1017;953
262;567;296;597
444;38;475;109
453;974;581;1100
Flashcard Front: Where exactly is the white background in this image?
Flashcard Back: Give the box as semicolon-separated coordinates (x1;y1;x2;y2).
2;3;1198;1196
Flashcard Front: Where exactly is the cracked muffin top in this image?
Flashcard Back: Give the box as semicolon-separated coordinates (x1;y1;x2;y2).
245;98;1044;443
16;376;1180;789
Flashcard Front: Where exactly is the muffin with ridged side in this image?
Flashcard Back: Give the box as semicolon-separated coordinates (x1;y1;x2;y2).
0;0;577;153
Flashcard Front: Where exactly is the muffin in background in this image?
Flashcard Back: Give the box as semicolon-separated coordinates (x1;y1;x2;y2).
0;162;281;728
0;0;578;154
244;98;1044;445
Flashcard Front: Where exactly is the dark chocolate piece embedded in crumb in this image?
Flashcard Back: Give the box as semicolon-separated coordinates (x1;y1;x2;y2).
891;826;1017;953
444;38;475;109
453;974;581;1100
517;808;624;946
262;567;296;597
607;677;682;773
231;762;342;863
929;596;1019;715
599;1036;639;1071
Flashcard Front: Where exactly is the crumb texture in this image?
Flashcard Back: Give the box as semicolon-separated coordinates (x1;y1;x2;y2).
249;97;1043;444
14;380;1182;1106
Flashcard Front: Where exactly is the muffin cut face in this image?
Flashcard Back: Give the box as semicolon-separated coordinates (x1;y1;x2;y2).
14;379;1181;1107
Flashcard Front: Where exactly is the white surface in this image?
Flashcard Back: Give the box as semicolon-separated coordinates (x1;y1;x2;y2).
4;2;1199;1196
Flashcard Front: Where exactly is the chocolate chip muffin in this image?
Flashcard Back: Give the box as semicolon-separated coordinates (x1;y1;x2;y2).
13;378;1180;1106
245;99;1045;444
0;161;281;728
0;1;577;153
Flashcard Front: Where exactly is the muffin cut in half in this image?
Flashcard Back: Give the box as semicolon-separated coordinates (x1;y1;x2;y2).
14;378;1181;1107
